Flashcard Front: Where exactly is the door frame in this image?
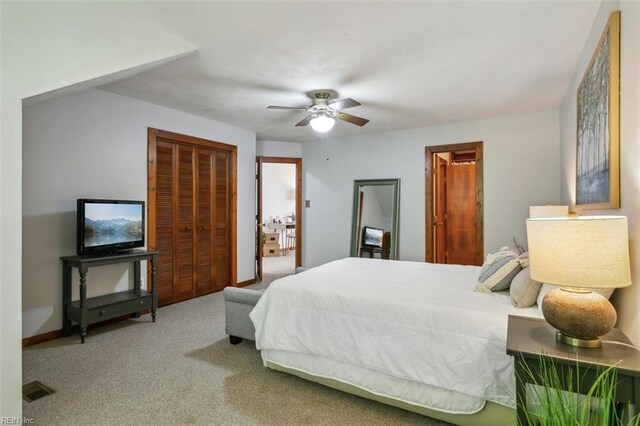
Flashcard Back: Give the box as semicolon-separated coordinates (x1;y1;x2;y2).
148;128;238;297
434;155;448;263
425;141;483;265
256;156;303;278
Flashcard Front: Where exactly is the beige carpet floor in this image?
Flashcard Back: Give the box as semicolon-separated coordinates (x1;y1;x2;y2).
23;272;448;425
255;250;296;290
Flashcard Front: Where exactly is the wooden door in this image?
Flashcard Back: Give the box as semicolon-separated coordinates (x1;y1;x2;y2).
445;163;476;265
434;156;448;263
149;130;235;306
213;151;230;290
425;142;483;266
154;141;176;305
195;148;215;296
175;145;196;302
255;157;263;282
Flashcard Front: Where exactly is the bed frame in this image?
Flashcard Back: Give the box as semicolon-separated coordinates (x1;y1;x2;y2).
267;361;515;425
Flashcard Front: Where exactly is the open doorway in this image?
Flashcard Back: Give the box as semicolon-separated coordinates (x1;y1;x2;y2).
425;142;483;266
256;157;302;284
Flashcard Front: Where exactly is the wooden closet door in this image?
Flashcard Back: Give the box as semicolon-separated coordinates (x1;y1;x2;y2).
195;148;215;296
445;163;476;265
175;145;196;302
214;151;230;291
155;141;176;305
149;129;235;306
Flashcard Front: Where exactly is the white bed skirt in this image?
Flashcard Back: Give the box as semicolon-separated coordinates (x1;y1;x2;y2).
262;349;487;414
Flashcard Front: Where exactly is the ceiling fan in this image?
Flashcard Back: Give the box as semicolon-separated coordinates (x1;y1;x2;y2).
267;91;369;133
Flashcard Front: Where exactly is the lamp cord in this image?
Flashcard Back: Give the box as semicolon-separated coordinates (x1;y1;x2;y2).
602;340;640;351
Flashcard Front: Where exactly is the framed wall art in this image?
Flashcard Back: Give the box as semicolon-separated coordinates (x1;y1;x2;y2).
576;11;620;210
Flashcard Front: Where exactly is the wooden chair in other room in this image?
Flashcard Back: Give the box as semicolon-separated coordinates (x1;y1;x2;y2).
382;232;391;260
286;232;296;255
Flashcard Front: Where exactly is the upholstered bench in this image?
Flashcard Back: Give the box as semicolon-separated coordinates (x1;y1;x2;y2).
223;267;310;344
223;287;264;344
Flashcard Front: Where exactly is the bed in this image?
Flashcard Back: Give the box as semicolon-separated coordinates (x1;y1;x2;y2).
249;257;542;425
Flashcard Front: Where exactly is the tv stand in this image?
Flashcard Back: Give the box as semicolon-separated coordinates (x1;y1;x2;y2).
359;246;383;258
60;249;158;343
98;250;131;257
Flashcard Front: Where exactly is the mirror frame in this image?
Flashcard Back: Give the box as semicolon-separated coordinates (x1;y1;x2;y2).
350;178;401;260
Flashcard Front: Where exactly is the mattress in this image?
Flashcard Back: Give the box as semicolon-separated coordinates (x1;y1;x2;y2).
250;257;541;414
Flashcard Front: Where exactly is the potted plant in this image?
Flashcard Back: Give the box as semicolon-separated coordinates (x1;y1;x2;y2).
517;356;637;425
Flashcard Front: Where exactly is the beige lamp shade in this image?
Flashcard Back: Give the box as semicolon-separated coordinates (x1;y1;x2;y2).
526;216;631;289
529;205;569;218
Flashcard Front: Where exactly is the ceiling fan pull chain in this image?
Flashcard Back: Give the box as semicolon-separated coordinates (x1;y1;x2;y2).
325;131;330;162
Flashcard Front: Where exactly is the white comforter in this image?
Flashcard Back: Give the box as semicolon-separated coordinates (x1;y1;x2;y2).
250;257;541;410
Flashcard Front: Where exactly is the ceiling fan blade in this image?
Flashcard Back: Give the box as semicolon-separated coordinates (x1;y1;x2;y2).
328;98;361;110
295;116;312;127
267;105;308;111
335;112;369;127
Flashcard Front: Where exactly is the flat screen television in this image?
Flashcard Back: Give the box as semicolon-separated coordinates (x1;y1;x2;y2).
77;199;145;256
362;226;384;248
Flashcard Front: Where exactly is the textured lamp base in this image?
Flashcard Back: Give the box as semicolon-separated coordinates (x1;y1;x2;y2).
542;288;616;349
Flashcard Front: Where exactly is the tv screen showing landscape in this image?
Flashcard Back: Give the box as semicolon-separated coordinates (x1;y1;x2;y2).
363;227;384;248
84;202;143;248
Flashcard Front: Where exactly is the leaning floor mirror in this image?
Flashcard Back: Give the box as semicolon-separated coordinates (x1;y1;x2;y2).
350;179;400;260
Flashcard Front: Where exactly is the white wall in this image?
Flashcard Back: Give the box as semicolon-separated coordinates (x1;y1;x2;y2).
262;163;296;224
22;88;256;339
2;4;196;416
559;1;640;345
257;140;302;158
303;110;561;267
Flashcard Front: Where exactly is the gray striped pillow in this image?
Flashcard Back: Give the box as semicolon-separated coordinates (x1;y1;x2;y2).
476;253;522;292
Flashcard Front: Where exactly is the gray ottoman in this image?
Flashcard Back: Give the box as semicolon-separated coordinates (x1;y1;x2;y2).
223;287;264;344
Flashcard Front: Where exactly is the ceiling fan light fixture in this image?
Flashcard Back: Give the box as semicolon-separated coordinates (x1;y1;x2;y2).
309;114;335;133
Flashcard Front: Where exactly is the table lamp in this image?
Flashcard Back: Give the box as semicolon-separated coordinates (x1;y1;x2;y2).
529;205;569;219
526;215;631;348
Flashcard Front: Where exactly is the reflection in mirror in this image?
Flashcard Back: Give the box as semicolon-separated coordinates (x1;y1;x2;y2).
350;179;400;260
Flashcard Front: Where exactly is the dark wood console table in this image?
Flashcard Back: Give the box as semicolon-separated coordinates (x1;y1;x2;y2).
359;246;383;258
61;249;158;343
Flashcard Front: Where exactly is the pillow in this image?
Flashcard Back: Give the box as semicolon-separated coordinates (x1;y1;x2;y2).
476;248;523;292
510;268;542;308
536;283;615;315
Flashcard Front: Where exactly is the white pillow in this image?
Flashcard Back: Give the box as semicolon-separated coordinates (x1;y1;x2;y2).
510;268;542;308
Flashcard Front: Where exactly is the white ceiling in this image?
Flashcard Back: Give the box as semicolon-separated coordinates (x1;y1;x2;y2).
101;2;599;143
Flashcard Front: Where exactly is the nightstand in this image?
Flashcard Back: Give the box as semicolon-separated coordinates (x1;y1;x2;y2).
506;315;640;425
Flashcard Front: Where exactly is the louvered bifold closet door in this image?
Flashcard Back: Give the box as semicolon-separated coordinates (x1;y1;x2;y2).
195;149;215;296
174;145;196;302
148;129;237;305
214;151;230;291
150;129;234;306
155;141;177;305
